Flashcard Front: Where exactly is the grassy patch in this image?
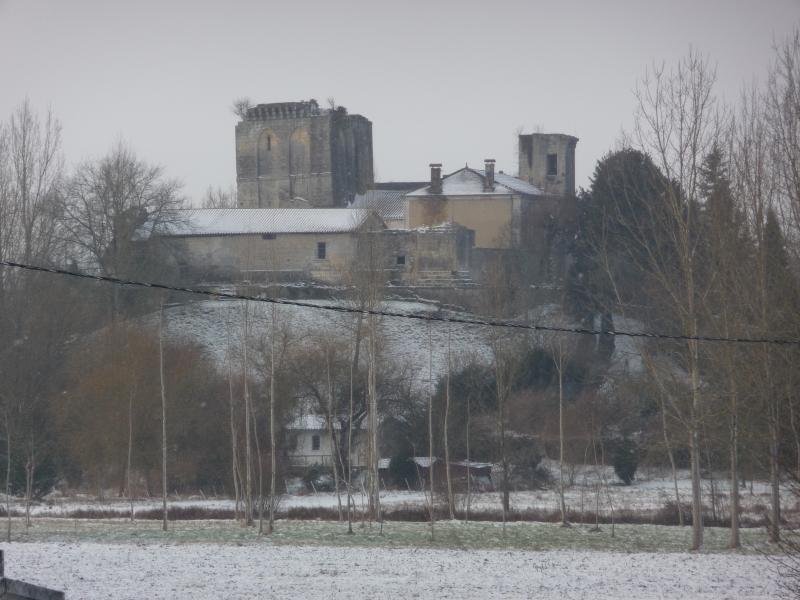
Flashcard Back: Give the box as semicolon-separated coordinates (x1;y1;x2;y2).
1;517;776;555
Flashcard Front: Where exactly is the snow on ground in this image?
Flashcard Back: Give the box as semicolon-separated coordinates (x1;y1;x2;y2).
1;542;782;599
156;298;492;384
30;467;795;521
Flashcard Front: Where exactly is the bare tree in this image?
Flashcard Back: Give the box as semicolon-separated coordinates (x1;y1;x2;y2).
201;185;237;209
629;50;723;550
8;99;63;265
63;141;183;276
767;30;800;253
231;98;253;120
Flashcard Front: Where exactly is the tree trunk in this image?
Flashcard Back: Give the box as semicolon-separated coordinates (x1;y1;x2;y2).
557;349;568;527
688;337;704;550
493;341;510;530
254;405;264;535
326;349;343;522
268;304;277;534
242;302;253;526
729;410;740;549
127;388;135;522
465;392;471;523
367;313;381;526
347;357;355;535
228;357;241;523
659;392;683;526
24;447;32;528
769;417;782;543
5;410;11;542
159;301;168;532
444;326;454;520
427;322;435;540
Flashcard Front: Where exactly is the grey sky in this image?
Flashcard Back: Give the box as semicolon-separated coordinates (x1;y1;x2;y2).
1;0;797;203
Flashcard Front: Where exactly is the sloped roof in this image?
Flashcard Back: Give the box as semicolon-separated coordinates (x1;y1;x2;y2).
287;413;367;430
373;181;428;191
351;189;406;221
149;208;378;237
406;167;542;197
493;171;543;195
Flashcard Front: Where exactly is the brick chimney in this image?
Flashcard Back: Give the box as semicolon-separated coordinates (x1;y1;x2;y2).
483;159;496;192
429;163;442;194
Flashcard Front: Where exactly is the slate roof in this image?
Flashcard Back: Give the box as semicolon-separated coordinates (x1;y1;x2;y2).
351;189;406;221
147;208;377;237
406;167;542;197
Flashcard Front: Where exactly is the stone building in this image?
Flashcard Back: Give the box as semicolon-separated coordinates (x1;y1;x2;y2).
235;100;374;209
151;208;384;284
143;207;471;287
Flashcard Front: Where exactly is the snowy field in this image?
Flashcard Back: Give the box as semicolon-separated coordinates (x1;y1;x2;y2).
151;298;646;382
29;466;796;524
156;298;493;384
1;541;783;599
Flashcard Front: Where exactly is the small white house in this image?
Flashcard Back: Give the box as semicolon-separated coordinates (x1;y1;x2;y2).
285;413;367;469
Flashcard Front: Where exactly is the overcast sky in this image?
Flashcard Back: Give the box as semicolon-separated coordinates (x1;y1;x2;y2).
1;0;798;203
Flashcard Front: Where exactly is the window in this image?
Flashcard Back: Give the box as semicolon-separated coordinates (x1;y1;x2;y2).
262;233;276;240
396;255;406;266
267;135;271;151
547;153;558;176
317;241;326;259
311;434;321;451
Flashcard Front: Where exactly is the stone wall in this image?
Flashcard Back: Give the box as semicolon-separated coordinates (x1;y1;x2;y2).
376;225;471;284
171;231;361;284
518;133;578;197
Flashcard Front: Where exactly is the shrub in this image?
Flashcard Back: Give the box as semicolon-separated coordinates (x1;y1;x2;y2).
302;464;334;492
388;454;418;489
612;438;638;485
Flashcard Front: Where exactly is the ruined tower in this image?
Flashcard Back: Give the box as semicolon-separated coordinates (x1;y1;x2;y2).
518;133;578;197
235;100;374;208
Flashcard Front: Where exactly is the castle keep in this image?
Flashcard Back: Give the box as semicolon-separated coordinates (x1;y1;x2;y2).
235;100;374;209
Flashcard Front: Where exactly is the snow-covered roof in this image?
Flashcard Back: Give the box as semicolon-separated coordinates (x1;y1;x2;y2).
350;190;406;221
451;460;493;469
287;413;368;431
493;172;543;195
287;414;329;430
145;208;378;238
406;167;543;197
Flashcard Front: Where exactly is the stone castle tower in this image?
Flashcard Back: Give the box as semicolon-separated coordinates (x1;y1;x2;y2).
518;133;578;197
235;99;374;208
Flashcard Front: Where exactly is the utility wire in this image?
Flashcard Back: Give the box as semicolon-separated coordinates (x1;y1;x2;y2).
2;259;799;346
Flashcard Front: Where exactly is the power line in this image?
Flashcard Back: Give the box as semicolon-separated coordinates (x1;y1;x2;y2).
2;259;799;346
